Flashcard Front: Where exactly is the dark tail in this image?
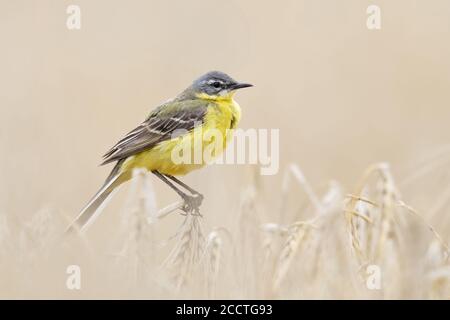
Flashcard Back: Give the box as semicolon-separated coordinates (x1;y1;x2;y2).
65;161;127;234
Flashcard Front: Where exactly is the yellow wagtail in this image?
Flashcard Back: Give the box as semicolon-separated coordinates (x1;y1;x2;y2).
67;71;252;232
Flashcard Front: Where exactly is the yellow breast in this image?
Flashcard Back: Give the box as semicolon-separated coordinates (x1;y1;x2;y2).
121;99;241;176
204;98;241;137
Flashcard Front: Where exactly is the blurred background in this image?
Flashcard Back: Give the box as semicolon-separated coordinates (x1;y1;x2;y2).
1;0;450;298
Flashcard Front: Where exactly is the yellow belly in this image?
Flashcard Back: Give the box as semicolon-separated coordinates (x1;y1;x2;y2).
120;99;241;176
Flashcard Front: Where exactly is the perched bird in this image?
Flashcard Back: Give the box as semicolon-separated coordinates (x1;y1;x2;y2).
66;71;252;233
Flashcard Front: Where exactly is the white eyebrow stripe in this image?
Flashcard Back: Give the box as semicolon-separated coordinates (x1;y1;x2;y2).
207;79;224;84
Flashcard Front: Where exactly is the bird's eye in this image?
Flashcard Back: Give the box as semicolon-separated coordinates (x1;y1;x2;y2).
211;81;222;88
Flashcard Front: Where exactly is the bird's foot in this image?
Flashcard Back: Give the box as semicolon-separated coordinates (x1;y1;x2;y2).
181;193;204;216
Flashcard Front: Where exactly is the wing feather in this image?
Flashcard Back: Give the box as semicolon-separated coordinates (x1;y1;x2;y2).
101;100;208;165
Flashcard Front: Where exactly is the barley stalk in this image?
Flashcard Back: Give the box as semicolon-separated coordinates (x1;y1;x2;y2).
163;214;205;291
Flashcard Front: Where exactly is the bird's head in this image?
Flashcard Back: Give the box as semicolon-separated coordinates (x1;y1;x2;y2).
189;71;253;101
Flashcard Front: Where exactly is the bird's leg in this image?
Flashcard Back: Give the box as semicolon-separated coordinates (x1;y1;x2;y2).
152;171;187;198
164;175;203;198
164;175;204;216
152;171;203;214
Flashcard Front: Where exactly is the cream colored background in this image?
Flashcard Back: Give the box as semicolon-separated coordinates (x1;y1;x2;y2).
1;0;449;237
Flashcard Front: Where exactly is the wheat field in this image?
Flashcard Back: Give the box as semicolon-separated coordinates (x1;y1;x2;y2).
1;1;450;299
1;157;450;299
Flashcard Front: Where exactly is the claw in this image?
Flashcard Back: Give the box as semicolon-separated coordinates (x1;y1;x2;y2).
181;194;204;215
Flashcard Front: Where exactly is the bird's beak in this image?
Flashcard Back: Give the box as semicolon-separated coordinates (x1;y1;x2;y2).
229;82;253;90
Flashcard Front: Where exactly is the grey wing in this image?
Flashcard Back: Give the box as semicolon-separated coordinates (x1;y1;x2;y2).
101;101;207;165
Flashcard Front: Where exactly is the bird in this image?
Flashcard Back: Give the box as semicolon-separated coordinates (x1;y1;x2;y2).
66;71;252;233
